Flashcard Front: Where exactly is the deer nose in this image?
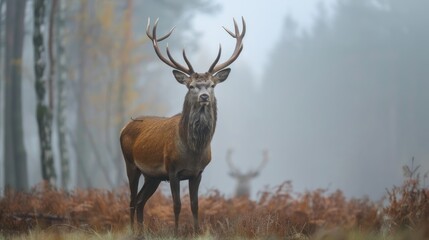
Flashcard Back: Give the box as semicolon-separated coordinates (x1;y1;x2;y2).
199;93;209;101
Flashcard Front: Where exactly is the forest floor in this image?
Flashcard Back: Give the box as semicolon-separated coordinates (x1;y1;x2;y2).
1;162;428;239
1;228;428;240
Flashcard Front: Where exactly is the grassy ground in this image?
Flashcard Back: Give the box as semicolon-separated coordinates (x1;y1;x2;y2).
1;161;428;239
1;228;428;240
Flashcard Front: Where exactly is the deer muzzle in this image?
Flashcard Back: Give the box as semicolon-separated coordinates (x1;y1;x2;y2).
199;93;210;105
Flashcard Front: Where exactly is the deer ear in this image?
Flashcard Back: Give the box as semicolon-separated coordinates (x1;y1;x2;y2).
173;70;189;85
214;68;231;84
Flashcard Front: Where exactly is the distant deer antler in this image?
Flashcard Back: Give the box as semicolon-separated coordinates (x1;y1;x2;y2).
226;149;243;177
248;149;269;177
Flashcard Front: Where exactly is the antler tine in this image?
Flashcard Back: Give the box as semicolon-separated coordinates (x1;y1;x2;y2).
232;18;240;36
182;49;195;73
222;26;235;38
240;16;246;37
208;44;222;74
146;18;194;75
208;17;246;73
226;149;240;174
259;150;269;169
163;45;195;74
146;18;175;41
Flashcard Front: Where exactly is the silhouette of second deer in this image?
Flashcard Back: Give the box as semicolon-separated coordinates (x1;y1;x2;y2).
226;149;268;198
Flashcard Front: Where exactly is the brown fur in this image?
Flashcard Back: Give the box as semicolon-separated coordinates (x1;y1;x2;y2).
120;95;217;234
121;103;216;180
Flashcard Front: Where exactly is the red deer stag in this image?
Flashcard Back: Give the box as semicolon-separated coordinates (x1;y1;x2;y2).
120;18;246;234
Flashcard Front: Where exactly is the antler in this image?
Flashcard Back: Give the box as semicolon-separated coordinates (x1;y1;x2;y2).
226;149;241;176
248;150;269;177
146;18;194;75
259;150;269;170
208;17;246;73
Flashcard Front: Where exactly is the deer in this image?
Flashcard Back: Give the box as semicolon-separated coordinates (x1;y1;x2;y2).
226;149;268;198
120;17;246;234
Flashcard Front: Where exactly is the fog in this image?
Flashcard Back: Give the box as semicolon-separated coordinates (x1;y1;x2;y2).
180;0;429;199
1;0;428;200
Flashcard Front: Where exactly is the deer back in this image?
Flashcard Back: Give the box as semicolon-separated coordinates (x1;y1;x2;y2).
120;115;182;177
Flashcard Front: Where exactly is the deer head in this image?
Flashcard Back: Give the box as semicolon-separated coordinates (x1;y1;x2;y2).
146;17;246;108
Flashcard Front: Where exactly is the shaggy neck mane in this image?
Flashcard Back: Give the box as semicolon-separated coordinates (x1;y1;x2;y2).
179;96;217;153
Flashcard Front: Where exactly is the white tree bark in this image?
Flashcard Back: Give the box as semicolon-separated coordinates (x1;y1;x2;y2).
34;0;56;185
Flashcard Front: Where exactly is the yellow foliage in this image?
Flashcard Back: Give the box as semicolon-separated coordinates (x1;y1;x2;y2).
74;0;148;131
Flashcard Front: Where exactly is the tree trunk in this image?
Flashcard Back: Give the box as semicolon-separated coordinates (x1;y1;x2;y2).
0;0;5;67
74;0;91;188
55;0;69;190
3;0;28;191
0;0;5;184
34;0;56;185
113;0;134;185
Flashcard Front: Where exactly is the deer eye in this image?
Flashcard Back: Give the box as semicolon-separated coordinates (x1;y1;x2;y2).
210;84;215;88
189;85;195;89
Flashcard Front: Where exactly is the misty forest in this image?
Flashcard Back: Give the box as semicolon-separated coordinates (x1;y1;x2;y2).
0;0;428;239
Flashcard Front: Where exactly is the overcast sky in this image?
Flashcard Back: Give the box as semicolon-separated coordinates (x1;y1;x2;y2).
191;0;337;84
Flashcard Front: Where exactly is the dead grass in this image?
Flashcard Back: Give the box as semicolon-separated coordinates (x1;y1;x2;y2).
0;160;428;239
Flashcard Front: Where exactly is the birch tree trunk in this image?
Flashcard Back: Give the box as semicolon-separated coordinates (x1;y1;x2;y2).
34;0;56;185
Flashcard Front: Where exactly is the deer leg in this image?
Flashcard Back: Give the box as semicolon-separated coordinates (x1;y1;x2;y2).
189;173;202;233
169;174;181;235
135;177;161;230
126;163;140;230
